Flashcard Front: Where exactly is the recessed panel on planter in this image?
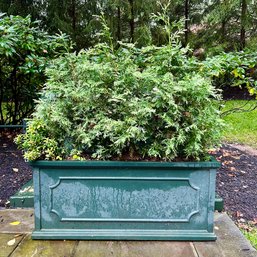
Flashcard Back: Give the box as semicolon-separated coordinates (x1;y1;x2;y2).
50;177;200;222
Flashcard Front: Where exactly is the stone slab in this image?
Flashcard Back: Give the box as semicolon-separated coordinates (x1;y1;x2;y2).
215;212;257;257
194;241;225;257
0;210;256;257
74;241;197;257
74;241;122;257
0;234;25;257
10;234;78;257
0;209;34;233
121;241;198;257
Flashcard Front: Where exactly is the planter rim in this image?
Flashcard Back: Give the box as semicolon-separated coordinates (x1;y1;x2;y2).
29;156;220;169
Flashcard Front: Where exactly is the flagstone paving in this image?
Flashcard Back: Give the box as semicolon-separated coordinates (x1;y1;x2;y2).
0;209;256;257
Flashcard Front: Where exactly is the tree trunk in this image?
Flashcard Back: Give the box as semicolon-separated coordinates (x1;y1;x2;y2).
128;0;134;43
184;0;189;45
221;20;226;43
117;5;121;41
240;0;247;50
0;81;4;124
11;66;18;125
71;0;76;33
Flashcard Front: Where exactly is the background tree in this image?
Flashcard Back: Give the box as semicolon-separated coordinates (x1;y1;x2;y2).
0;0;256;51
0;0;256;118
0;15;71;124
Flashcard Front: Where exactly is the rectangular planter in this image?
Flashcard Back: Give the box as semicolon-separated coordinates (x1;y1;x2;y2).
30;158;220;241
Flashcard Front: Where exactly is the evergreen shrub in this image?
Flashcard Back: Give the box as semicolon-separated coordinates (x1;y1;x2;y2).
15;39;224;161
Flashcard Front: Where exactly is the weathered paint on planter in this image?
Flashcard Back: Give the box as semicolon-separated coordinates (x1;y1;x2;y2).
30;158;220;241
8;179;224;211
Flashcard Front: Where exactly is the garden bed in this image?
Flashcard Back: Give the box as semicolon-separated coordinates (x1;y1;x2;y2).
0;131;32;207
213;144;257;223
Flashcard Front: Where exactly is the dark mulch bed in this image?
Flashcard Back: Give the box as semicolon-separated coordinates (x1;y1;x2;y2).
0;131;32;207
213;144;257;225
222;85;256;100
0;131;256;226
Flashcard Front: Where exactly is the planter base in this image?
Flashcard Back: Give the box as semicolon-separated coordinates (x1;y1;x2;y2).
32;229;217;241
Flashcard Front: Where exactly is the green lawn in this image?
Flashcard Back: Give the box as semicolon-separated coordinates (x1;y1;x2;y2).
243;228;257;250
222;100;257;148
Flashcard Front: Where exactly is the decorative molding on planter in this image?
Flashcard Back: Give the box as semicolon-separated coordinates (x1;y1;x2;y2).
49;176;200;223
32;229;217;241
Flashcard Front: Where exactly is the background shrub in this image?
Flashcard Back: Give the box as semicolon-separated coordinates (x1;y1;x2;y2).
201;51;257;97
0;15;71;125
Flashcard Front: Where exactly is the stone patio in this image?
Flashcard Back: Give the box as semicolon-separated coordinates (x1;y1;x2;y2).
0;209;256;257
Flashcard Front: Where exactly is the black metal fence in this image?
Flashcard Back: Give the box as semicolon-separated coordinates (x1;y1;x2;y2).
0;120;27;132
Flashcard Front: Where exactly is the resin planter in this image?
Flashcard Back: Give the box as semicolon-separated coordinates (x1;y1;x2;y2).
30;158;220;240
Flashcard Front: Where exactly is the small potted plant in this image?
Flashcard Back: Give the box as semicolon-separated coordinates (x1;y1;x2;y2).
15;16;223;241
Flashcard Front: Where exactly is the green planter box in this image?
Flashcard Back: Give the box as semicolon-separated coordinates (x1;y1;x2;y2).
31;159;220;241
